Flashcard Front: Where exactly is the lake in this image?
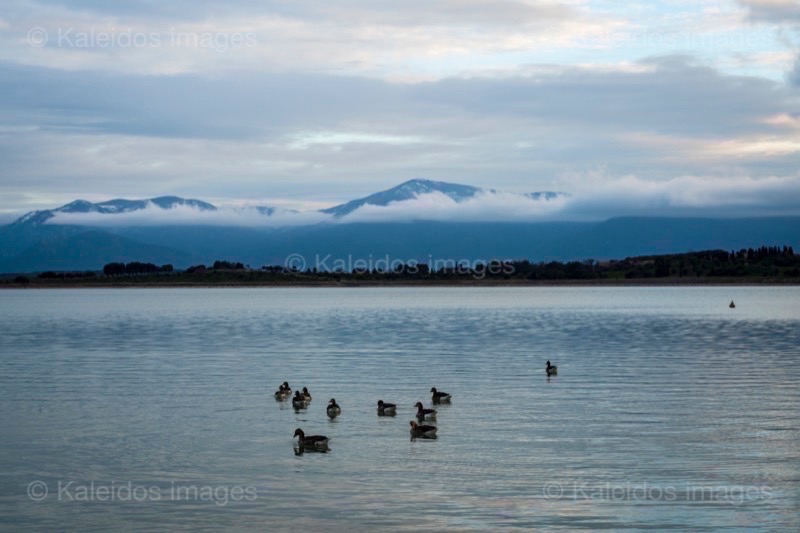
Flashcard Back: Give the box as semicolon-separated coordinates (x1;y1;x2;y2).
1;287;799;530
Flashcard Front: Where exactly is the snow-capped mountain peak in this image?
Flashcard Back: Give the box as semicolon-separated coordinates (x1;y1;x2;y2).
13;196;217;226
8;180;570;226
320;178;565;218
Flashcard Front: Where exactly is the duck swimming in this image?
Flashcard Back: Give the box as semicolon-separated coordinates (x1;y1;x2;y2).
274;384;289;400
327;398;341;418
294;428;329;450
414;401;437;420
302;387;312;402
430;387;451;404
546;360;558;376
409;421;437;439
377;400;397;416
292;390;308;409
282;382;292;394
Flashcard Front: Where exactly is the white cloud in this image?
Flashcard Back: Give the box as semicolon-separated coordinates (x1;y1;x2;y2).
1;2;798;220
559;170;800;218
0;0;623;78
340;190;569;223
47;203;333;227
737;0;800;22
41;171;800;228
288;132;428;149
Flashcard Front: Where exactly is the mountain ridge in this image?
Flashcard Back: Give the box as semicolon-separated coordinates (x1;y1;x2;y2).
323;178;567;217
10;179;569;226
1;216;799;274
1;179;798;273
15;196;217;226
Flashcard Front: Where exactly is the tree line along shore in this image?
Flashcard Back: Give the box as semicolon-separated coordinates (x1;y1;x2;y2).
3;246;799;287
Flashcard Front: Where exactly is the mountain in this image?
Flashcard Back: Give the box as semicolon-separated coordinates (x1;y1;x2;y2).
0;230;195;272
9;181;565;227
3;215;799;274
14;196;217;226
2;195;218;270
541;217;800;260
320;178;566;218
1;181;799;273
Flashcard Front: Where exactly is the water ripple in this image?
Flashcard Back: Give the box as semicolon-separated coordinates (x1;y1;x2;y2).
0;287;798;530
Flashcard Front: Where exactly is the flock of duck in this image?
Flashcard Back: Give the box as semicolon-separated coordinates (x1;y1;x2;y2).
275;360;558;452
273;381;453;451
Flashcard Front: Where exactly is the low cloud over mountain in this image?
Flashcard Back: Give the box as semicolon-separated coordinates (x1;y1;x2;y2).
16;175;800;229
3;178;799;273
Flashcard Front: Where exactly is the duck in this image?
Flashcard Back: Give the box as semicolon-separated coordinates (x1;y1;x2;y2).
414;401;437;420
282;381;292;394
546;360;558;376
327;398;341;418
274;384;289;400
302;387;312;402
377;400;397;416
409;421;437;439
430;387;451;404
294;428;329;450
292;390;308;409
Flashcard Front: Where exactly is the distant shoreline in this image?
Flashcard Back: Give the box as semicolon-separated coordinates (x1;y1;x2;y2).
3;277;799;289
5;246;798;288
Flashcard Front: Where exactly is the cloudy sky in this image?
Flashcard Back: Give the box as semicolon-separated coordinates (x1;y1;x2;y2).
1;0;799;221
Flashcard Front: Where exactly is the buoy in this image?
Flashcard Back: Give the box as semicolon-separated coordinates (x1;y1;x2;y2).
729;300;735;308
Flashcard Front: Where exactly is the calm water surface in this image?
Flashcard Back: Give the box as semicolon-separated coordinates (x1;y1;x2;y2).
1;287;799;531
